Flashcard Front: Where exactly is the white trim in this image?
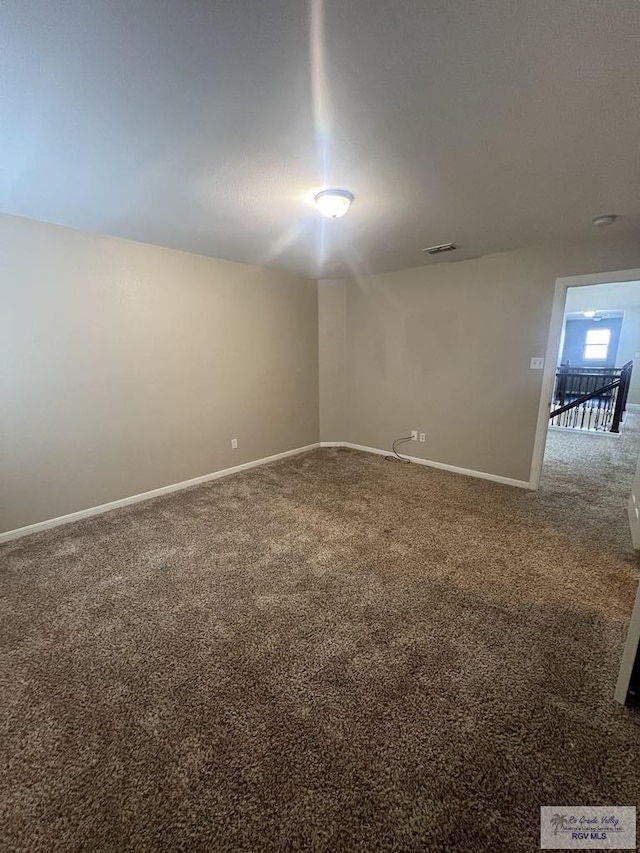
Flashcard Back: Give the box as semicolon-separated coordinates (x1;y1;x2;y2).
0;443;320;543
627;403;640;413
628;492;640;550
614;572;640;704
554;268;640;289
529;267;640;491
321;441;531;489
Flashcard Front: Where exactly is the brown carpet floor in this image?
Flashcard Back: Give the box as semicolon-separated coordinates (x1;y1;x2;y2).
2;421;640;852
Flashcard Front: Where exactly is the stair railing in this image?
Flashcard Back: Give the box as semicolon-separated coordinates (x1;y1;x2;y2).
550;361;633;433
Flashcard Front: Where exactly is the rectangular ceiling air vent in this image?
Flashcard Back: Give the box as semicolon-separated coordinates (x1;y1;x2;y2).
422;242;457;255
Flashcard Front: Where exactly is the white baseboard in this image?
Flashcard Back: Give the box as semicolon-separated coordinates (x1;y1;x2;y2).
1;439;534;543
626;403;640;412
0;443;320;544
320;441;532;489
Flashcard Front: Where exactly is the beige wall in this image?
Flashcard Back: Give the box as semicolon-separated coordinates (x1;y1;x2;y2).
4;214;640;535
319;236;640;483
0;214;319;534
618;309;640;405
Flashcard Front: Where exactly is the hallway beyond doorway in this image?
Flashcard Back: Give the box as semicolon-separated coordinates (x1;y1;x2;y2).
540;411;640;556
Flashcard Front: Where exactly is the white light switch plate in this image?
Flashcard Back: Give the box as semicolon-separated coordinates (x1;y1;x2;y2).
530;357;545;370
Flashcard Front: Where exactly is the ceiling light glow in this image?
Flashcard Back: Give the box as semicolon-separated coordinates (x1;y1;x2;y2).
583;310;596;318
314;189;354;218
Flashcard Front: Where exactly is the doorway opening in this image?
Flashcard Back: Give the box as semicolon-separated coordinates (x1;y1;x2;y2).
536;277;640;497
551;281;639;434
530;268;640;489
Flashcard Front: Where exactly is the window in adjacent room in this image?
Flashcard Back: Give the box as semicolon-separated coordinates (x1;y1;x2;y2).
583;327;611;360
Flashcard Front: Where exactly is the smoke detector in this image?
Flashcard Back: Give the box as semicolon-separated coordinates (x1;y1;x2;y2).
421;242;458;255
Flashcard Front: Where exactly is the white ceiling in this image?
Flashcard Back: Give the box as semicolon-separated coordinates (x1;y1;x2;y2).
1;0;639;278
565;281;640;313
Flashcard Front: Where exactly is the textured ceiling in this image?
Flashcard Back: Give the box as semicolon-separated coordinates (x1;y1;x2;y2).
1;0;639;278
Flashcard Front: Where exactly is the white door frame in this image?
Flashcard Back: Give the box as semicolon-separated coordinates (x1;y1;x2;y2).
528;266;640;705
615;539;640;704
529;266;640;490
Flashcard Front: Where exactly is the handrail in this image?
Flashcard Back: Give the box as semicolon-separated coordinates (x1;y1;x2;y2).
557;365;624;373
549;359;632;433
549;379;620;419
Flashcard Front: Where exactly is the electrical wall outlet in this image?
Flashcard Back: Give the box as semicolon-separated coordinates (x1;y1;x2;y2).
419;433;426;442
231;438;238;449
410;429;418;441
529;357;545;370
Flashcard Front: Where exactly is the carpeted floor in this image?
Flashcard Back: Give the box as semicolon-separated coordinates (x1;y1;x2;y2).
2;420;640;852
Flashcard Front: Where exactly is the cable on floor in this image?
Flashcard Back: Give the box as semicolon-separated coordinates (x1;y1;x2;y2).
384;435;413;464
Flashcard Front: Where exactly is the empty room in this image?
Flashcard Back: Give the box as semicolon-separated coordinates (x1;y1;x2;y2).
2;1;640;851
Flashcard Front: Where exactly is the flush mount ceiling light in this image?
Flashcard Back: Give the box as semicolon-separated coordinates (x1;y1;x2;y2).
592;214;618;227
314;189;354;219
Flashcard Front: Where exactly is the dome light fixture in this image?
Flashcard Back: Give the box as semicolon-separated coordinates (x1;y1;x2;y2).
314;189;354;219
592;214;618;227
